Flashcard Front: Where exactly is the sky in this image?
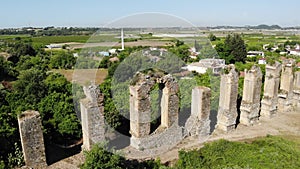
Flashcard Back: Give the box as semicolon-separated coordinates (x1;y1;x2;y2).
0;0;299;28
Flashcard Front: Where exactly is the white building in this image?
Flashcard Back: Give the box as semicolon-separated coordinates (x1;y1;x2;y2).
258;58;266;65
183;59;226;74
247;51;265;57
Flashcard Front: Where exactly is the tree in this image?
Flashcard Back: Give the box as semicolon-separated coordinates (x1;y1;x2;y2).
208;33;217;41
81;144;124;169
216;34;247;63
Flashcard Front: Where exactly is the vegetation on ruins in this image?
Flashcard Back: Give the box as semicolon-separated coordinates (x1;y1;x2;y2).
1;28;300;168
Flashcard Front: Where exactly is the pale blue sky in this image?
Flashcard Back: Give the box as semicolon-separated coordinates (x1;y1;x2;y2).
0;0;299;28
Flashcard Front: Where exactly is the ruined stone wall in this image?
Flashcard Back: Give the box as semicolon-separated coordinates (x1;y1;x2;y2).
261;62;281;118
278;59;295;112
293;71;300;108
18;110;47;168
81;84;105;151
130;123;183;150
240;65;262;125
185;86;211;137
216;65;239;132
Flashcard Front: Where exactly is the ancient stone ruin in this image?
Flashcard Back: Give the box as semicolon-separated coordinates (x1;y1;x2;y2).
185;86;211;138
293;71;300;108
18;62;300;165
261;61;282;118
278;59;295;112
18;110;47;168
80;84;105;151
129;71;183;150
216;65;239;132
240;65;262;126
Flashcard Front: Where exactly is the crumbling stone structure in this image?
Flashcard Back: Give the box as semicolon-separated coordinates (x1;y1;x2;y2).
278;59;295;112
129;71;183;150
293;71;300;108
240;65;262;125
261;62;282;118
80;84;105;151
185;86;211;137
216;65;239;132
18;110;47;168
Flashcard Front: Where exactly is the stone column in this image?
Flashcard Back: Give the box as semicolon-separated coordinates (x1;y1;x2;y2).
160;75;179;128
186;86;211;136
81;84;105;151
278;59;295;112
216;65;239;132
240;65;262;125
293;71;300;108
129;82;153;138
18;110;47;168
261;62;281;118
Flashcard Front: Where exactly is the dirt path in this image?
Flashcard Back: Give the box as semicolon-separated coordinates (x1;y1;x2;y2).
47;109;300;168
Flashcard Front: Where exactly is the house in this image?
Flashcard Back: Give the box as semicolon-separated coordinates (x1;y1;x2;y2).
109;57;120;62
247;51;265;57
288;49;300;56
183;59;226;74
46;44;63;49
258;58;266;65
99;51;110;57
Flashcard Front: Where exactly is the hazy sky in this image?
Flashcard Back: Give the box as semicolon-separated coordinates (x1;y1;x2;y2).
1;0;299;28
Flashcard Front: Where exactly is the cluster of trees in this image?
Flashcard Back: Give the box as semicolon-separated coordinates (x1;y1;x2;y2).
0;40;82;168
215;34;247;64
0;27;98;36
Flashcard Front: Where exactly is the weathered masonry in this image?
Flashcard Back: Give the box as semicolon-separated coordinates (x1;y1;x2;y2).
216;65;239;132
261;62;282;118
129;72;183;150
80;84;105;151
18;110;47;168
240;65;262;126
293;71;300;108
278;59;295;112
185;86;211;138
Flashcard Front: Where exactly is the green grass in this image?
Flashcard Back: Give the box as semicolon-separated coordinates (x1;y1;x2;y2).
0;35;30;40
31;35;90;44
175;135;300;169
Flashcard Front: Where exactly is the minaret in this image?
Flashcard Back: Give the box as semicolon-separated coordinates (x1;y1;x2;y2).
121;28;124;50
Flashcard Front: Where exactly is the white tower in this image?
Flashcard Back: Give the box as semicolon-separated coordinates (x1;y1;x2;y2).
121;28;124;50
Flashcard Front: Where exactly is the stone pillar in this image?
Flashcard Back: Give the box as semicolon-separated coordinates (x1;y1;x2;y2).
160;75;179;128
216;65;239;132
261;62;281;118
129;82;153;138
278;59;295;112
81;84;105;151
18;110;47;168
185;86;211;136
240;65;262;125
293;71;300;108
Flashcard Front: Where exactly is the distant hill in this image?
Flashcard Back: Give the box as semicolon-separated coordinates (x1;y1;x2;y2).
209;24;286;30
249;24;282;29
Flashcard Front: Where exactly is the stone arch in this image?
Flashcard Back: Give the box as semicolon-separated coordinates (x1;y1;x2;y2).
129;70;182;150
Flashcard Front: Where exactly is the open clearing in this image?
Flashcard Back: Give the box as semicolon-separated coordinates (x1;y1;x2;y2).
52;69;108;85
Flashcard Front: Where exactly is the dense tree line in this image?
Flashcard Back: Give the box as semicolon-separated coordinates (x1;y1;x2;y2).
0;40;82;168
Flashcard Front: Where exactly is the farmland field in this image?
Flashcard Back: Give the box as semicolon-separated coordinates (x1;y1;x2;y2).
52;69;108;85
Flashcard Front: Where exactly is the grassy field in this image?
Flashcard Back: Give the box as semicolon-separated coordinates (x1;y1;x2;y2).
52;69;108;85
0;35;30;40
